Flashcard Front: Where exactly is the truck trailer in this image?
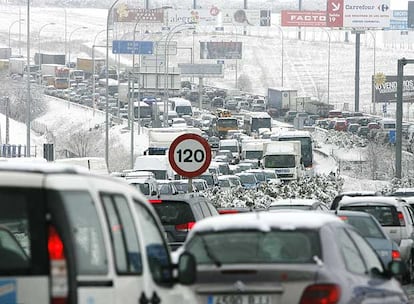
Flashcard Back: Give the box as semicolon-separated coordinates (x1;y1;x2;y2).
267;87;298;118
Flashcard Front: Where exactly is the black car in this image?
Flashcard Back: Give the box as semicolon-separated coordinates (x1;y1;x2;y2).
149;194;218;251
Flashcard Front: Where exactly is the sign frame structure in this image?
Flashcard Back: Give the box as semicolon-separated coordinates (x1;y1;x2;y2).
112;40;153;55
200;41;242;60
168;134;212;178
281;11;327;27
372;75;414;103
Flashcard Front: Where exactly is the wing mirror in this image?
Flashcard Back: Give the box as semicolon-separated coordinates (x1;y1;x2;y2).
177;251;197;285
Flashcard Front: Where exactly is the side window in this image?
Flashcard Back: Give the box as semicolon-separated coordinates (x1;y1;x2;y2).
347;228;384;273
134;201;171;285
337;228;366;275
102;194;142;274
200;200;212;217
61;191;107;275
207;202;219;216
404;206;414;225
193;203;204;219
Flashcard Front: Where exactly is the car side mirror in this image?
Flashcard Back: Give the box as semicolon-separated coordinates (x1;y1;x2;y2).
387;260;406;278
177;251;197;285
151;190;158;196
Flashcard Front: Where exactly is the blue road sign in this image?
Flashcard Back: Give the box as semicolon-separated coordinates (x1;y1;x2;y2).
389;19;408;30
393;10;408;18
389;130;396;144
112;40;153;55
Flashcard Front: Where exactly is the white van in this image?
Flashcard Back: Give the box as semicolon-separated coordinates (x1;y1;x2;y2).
169;97;193;117
55;157;109;175
0;161;196;304
378;118;396;131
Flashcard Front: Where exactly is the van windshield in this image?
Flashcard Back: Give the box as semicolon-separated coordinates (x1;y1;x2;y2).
175;106;192;115
264;155;296;168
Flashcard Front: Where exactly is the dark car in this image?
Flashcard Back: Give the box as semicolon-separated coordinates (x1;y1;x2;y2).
284;111;297;123
149;194;218;251
357;126;370;137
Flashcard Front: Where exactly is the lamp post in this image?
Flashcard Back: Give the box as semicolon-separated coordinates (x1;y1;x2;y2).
163;23;195;127
367;30;376;114
92;29;106;114
26;0;30;157
63;8;67;62
8;19;24;53
320;28;331;105
38;22;56;84
106;0;122;170
68;26;87;65
276;25;284;87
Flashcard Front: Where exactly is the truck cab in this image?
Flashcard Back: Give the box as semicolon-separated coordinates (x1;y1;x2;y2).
261;141;303;181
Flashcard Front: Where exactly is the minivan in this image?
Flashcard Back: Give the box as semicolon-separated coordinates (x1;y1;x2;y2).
0;162;196;303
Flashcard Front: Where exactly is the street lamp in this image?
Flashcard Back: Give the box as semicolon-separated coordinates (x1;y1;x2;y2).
92;29;106;113
163;23;196;127
8;19;24;53
276;25;284;87
367;30;376;114
38;22;56;83
320;28;331;106
68;26;87;65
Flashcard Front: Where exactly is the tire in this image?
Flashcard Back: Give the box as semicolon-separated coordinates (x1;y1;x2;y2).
403;254;414;284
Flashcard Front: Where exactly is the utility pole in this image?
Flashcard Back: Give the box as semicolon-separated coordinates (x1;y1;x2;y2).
298;0;302;40
243;0;247;36
354;32;361;112
5;97;9;145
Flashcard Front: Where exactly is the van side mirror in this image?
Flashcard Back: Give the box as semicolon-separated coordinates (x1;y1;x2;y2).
177;251;197;285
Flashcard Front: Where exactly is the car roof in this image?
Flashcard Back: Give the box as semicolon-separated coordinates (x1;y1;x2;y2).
190;211;342;234
269;199;321;206
339;196;405;207
332;210;377;218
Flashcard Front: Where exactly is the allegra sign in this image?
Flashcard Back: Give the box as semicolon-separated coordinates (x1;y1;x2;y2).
281;11;327;27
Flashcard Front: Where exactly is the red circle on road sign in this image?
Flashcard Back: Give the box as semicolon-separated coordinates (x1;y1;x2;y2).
210;6;220;16
168;134;212;178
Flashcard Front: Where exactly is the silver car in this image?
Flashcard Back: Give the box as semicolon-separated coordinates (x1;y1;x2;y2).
177;211;408;303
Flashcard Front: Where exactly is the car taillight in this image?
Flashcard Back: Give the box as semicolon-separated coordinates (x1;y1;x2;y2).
392;250;401;260
398;212;406;226
175;222;195;232
149;199;162;204
48;226;68;304
219;210;239;214
299;284;340;304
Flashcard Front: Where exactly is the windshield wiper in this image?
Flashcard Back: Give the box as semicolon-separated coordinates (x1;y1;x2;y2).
200;235;222;267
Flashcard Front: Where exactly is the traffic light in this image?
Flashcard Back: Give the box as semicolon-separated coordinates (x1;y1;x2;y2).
408;1;414;28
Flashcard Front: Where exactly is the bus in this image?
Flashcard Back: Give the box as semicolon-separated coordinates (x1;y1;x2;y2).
215;117;238;138
243;112;272;135
274;130;313;168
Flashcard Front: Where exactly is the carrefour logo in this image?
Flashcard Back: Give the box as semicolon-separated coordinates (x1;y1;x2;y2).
378;4;389;12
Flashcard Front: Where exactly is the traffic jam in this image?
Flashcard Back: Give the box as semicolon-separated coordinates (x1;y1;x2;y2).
2;0;414;303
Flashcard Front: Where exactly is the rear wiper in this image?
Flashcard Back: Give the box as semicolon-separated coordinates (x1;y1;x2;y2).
313;255;324;267
200;235;222;267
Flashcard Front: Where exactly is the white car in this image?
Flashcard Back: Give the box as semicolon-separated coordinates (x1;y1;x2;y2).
171;117;187;128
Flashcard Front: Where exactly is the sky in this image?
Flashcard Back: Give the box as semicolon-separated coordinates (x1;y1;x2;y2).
391;0;408;10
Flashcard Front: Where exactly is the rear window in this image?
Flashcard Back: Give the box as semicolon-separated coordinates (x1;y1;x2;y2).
152;201;195;226
341;205;400;226
187;230;321;264
269;205;312;211
339;215;385;239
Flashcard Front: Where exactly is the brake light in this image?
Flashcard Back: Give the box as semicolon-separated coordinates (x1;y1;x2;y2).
392;250;401;260
338;216;348;221
398;212;406;226
299;284;340;304
48;226;68;304
175;222;196;232
149;199;162;204
219;210;239;214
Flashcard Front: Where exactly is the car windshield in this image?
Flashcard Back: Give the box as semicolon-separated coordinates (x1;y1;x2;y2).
221;146;238;153
238;174;256;184
219;179;231;187
339;215;385;239
264;172;277;179
187;230;321;264
152;201;195;226
130;182;150;195
341;205;400;226
245;151;263;159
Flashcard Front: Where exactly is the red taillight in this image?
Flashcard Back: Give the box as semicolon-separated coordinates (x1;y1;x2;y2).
149;199;162;204
48;226;64;260
398;212;406;226
392;250;401;260
338;216;348;221
48;226;68;304
299;284;340;304
219;210;239;214
175;222;196;232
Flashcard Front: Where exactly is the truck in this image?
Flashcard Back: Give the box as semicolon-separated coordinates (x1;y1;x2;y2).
241;139;269;161
145;127;203;155
267;87;298;118
34;53;65;65
77;57;105;78
261;141;302;181
133;155;177;180
9;57;25;75
41;64;68;77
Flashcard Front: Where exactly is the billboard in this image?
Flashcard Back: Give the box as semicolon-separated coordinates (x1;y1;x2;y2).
372;75;414;103
114;4;164;23
327;0;390;29
164;8;271;27
178;64;223;77
281;11;327;27
200;42;242;59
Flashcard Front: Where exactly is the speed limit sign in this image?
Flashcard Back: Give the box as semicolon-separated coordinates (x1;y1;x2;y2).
168;134;212;178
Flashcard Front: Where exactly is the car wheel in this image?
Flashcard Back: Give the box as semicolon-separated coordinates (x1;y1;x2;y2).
403;254;414;284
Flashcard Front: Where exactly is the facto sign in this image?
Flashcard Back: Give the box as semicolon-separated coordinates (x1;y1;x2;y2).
281;11;326;27
168;134;212;178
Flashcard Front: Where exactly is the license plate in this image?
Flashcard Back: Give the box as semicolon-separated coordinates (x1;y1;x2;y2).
208;294;271;304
